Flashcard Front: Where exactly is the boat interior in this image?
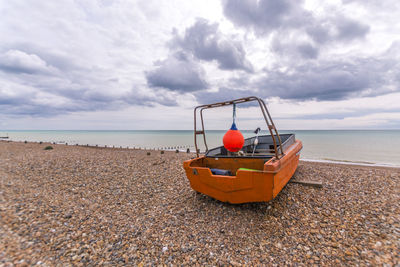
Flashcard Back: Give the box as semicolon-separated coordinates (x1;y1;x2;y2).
205;134;295;159
189;134;296;175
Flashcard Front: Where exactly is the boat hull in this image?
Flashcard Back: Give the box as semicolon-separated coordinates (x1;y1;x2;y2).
183;140;302;204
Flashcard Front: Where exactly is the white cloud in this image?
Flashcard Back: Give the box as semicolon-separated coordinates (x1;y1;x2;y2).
0;0;399;129
0;50;56;74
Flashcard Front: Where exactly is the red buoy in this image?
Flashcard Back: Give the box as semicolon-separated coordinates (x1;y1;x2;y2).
223;122;244;152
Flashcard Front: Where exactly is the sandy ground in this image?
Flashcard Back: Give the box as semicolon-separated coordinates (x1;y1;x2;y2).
0;141;399;266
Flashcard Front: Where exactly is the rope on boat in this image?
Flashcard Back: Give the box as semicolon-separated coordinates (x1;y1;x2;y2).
232;103;236;124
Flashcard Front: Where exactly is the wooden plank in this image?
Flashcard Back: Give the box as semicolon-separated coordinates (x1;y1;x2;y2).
289;180;323;188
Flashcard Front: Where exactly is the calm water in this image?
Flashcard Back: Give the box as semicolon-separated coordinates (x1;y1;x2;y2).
1;130;400;166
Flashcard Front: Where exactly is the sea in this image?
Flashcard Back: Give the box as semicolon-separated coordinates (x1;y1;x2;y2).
1;130;400;167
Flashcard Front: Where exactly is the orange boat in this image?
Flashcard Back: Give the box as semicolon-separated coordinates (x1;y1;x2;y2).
183;96;302;204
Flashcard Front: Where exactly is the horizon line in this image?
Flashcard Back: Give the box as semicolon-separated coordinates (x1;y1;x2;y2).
1;129;399;131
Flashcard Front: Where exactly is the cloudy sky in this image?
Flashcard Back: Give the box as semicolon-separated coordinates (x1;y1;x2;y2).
1;0;400;130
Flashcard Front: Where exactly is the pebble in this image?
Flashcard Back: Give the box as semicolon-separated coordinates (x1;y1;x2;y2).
0;141;399;265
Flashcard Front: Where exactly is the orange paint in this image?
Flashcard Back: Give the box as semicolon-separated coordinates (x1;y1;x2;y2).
183;140;302;204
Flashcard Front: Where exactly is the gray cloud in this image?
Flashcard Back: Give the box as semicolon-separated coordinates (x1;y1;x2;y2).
195;43;400;103
146;52;208;92
0;47;178;116
222;0;369;39
256;66;371;101
194;72;257;104
305;24;331;45
0;1;189;118
222;0;370;59
0;0;398;130
222;0;302;35
0;82;177;117
335;17;370;41
306;16;369;44
272;38;319;59
342;0;400;7
296;43;319;59
0;50;56;74
123;88;178;107
146;18;253;95
171;19;253;72
195;87;257;105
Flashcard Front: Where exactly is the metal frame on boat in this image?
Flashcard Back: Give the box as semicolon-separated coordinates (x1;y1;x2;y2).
194;96;283;158
183;96;302;204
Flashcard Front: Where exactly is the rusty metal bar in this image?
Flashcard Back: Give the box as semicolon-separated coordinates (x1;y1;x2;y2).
200;108;208;152
254;98;279;159
194;106;198;156
258;98;284;157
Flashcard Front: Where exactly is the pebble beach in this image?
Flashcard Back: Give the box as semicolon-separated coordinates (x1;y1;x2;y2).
1;141;399;266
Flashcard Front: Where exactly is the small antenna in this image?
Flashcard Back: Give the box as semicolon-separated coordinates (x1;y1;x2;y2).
252;127;261;156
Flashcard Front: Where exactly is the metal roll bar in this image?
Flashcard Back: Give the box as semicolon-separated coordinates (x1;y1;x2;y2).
194;96;284;158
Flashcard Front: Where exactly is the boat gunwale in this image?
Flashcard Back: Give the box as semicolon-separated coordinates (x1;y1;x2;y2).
187;139;302;174
204;133;296;159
